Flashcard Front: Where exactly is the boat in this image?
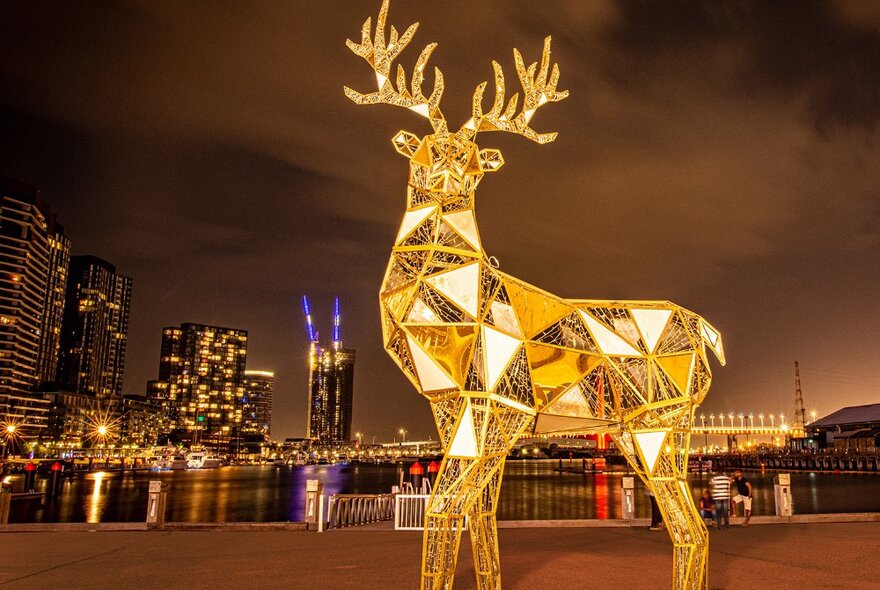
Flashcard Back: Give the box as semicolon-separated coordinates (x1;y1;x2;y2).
149;446;187;471
186;447;223;469
293;452;308;467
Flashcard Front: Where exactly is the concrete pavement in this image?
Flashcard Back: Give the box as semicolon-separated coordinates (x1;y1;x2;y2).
1;523;878;589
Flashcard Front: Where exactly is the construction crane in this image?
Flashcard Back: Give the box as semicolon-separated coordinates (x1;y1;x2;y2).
301;295;318;343
794;361;806;435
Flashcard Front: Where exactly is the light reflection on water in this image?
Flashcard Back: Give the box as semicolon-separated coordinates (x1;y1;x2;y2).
8;461;880;524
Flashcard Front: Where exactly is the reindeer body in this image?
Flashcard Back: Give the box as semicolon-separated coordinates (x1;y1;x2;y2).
347;3;725;589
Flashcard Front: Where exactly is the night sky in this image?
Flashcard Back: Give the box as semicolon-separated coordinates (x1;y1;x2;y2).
2;1;879;441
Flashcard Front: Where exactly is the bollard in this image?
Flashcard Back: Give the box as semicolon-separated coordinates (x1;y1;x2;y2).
773;473;792;517
427;461;439;490
409;461;424;491
621;476;635;520
48;461;63;498
305;479;324;531
146;480;168;524
24;461;37;492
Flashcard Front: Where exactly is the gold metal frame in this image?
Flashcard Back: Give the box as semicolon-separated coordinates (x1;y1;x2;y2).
345;3;725;589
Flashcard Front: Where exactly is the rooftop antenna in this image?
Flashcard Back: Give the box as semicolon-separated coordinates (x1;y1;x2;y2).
794;361;806;435
333;297;341;349
302;295;318;343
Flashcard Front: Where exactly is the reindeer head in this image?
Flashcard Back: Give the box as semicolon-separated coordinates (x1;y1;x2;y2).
344;0;568;209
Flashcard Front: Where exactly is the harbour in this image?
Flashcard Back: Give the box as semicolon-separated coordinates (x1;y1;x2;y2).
5;461;880;524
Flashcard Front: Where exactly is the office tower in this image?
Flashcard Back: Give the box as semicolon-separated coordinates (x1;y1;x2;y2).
243;370;273;438
0;175;67;436
303;297;356;442
148;323;247;448
57;256;133;400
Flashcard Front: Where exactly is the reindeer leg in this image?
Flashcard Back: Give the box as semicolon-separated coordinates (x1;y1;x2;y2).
468;459;504;590
612;429;709;590
422;456;470;590
423;398;532;590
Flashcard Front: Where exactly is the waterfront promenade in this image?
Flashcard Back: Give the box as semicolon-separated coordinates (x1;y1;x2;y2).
1;522;878;589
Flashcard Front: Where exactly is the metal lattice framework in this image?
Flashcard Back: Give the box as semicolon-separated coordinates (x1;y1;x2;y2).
345;2;726;589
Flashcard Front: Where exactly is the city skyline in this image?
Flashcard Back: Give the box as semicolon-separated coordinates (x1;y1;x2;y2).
2;1;880;441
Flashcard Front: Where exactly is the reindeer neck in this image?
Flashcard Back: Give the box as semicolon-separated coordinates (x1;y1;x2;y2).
388;188;486;283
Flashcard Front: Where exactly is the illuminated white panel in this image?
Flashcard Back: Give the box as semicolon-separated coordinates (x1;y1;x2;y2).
579;311;643;357
701;321;719;347
490;301;522;337
407;298;441;324
543;384;590;417
447;398;478;458
482;325;521;390
426;262;480;318
406;334;457;392
396;206;435;244
443;210;481;250
631;308;673;353
634;431;667;475
409;103;430;117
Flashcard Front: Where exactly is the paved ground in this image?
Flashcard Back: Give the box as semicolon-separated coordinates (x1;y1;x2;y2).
1;523;878;589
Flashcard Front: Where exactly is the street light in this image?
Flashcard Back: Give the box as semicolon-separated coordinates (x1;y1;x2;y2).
759;413;765;428
2;423;16;459
770;414;775;428
399;428;407;444
719;414;725;428
738;413;745;429
710;414;715;427
810;410;817;424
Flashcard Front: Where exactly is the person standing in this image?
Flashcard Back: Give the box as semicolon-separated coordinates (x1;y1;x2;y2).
710;471;731;529
648;489;664;531
731;469;753;526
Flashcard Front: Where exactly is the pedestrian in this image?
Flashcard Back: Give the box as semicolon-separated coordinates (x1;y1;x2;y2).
699;489;716;527
648;488;664;531
710;471;731;529
731;469;753;526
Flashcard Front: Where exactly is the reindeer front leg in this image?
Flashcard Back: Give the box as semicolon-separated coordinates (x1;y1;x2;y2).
425;397;533;590
613;422;709;590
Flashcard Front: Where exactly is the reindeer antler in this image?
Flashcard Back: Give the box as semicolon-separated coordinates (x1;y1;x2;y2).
461;37;569;144
344;0;447;134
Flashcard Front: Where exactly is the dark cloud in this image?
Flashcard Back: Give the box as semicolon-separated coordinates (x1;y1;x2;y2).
1;0;879;440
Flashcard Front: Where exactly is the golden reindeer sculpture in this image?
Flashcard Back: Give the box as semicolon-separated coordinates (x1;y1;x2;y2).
345;2;725;589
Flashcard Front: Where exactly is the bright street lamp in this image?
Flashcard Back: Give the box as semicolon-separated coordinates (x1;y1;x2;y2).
399;428;407;443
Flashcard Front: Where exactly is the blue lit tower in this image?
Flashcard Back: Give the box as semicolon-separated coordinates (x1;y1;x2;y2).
303;296;356;442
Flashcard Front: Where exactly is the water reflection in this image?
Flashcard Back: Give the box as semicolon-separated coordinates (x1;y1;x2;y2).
87;471;106;523
7;462;880;524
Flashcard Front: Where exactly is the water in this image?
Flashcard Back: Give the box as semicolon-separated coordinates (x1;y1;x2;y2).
7;461;880;523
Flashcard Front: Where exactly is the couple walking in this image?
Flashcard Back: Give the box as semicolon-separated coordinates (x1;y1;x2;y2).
706;469;753;528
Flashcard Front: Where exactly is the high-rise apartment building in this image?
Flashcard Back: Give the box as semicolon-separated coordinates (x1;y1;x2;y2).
148;323;247;448
57;256;132;400
243;370;273;438
0;176;68;436
36;228;71;386
303;297;355;442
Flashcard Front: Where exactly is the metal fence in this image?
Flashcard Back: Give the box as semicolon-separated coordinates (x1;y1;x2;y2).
394;493;431;530
327;493;395;529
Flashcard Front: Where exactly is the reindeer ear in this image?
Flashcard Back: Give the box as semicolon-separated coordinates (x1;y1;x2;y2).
478;148;504;172
392;130;421;158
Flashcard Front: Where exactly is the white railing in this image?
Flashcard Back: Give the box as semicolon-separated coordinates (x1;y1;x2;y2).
327;493;395;529
394;494;431;530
